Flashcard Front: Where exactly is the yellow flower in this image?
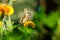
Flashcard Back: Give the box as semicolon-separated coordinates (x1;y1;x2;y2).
0;4;14;15
3;5;14;15
24;21;29;27
0;21;3;27
29;21;35;28
24;21;35;28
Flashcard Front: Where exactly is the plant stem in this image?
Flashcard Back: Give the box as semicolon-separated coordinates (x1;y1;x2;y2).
8;0;13;5
8;15;12;27
2;15;6;28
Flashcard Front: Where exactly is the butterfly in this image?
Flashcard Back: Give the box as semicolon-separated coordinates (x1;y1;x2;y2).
19;8;32;24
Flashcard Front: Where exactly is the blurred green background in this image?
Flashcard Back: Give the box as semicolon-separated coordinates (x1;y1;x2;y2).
0;0;60;40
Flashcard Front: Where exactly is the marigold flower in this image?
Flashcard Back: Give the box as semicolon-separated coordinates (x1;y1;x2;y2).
3;5;14;15
29;21;35;28
0;21;3;27
24;21;29;27
0;4;14;15
23;21;35;28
